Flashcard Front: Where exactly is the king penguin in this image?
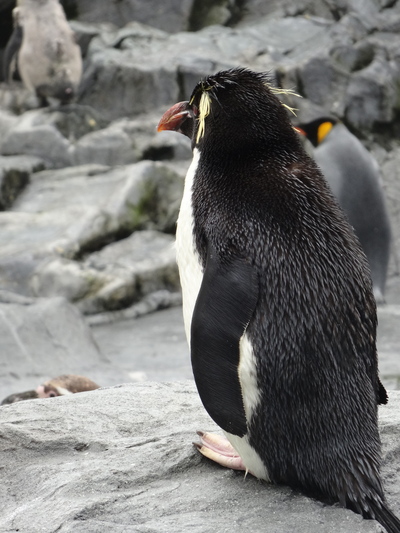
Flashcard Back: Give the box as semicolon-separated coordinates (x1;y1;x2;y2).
4;0;82;105
296;117;392;303
157;67;400;532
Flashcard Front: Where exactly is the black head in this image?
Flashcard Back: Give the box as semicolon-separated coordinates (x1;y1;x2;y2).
158;67;301;155
295;116;338;147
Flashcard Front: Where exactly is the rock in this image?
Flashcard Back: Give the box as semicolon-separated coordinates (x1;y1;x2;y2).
31;231;180;314
237;0;337;24
0;105;108;167
144;130;192;162
70;0;195;33
81;230;179;311
73;111;190;167
0;154;45;209
0;101;181;168
0;81;39;113
295;55;349;116
89;305;190;381
73;124;139;167
0;293;122;399
69;20;108;57
78;47;180;122
1;108;73;167
345;52;399;131
1;380;399;531
0;162;183;312
87;289;183;327
78;17;331;122
0;108;19;145
381;147;400;277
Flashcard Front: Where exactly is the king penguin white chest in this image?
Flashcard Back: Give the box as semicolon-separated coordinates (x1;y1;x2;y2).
176;148;268;481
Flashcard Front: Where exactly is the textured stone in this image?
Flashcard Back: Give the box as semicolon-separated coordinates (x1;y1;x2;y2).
0;162;183;312
0;294;121;398
0;154;45;209
30;230;179;314
1;381;399;532
345;54;399;131
71;0;195;33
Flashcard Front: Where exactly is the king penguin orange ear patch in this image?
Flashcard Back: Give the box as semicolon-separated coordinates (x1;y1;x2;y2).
317;121;333;144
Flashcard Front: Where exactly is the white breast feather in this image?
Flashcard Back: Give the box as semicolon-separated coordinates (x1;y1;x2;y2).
225;333;269;480
176;148;203;345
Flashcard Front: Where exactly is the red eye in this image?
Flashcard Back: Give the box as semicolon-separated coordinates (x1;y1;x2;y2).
192;104;199;117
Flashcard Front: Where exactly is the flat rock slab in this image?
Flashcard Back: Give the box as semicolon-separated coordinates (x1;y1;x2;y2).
0;294;126;399
2;381;398;532
91;306;191;382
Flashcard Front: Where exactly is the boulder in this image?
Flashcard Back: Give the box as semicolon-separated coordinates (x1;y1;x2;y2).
1;380;399;532
69;0;195;33
0;154;45;209
0;292;123;399
90;305;189;381
0;105;108;167
345;52;400;131
77;17;334;122
2;117;72;168
0;162;183;312
73;124;139;167
31;230;180;314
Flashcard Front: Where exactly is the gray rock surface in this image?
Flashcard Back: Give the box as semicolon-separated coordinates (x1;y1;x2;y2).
0;161;182;312
0;293;127;399
2;380;399;532
0;154;44;209
68;0;195;33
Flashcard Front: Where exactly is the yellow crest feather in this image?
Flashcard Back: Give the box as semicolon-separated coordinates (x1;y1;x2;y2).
265;84;301;116
196;91;212;143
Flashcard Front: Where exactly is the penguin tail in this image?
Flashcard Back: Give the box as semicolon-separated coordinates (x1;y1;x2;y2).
368;500;400;533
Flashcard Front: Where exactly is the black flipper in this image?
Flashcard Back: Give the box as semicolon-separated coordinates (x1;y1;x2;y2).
190;243;259;437
3;25;23;82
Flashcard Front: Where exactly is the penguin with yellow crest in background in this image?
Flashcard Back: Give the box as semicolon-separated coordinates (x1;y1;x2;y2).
3;0;82;106
296;117;392;303
158;67;400;532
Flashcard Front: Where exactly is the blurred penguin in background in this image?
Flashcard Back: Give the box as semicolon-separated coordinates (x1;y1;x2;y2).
296;117;392;303
1;374;100;405
3;0;82;106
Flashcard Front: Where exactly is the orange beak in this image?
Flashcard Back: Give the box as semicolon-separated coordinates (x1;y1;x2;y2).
157;101;191;132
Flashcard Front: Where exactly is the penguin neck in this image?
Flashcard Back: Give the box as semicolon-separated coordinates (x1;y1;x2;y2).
196;124;302;172
193;131;304;198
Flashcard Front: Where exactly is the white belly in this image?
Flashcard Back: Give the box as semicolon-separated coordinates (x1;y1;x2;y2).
177;148;268;480
176;148;203;344
225;334;269;480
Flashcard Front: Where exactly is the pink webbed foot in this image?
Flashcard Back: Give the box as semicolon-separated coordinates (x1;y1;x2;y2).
193;431;247;472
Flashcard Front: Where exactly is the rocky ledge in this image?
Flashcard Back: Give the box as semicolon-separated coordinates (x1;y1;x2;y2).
1;381;399;532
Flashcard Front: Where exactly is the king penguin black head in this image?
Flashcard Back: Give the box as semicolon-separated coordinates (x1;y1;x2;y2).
295;116;339;147
158;67;300;152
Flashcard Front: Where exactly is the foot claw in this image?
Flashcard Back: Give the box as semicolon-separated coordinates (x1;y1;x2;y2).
193;431;247;471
